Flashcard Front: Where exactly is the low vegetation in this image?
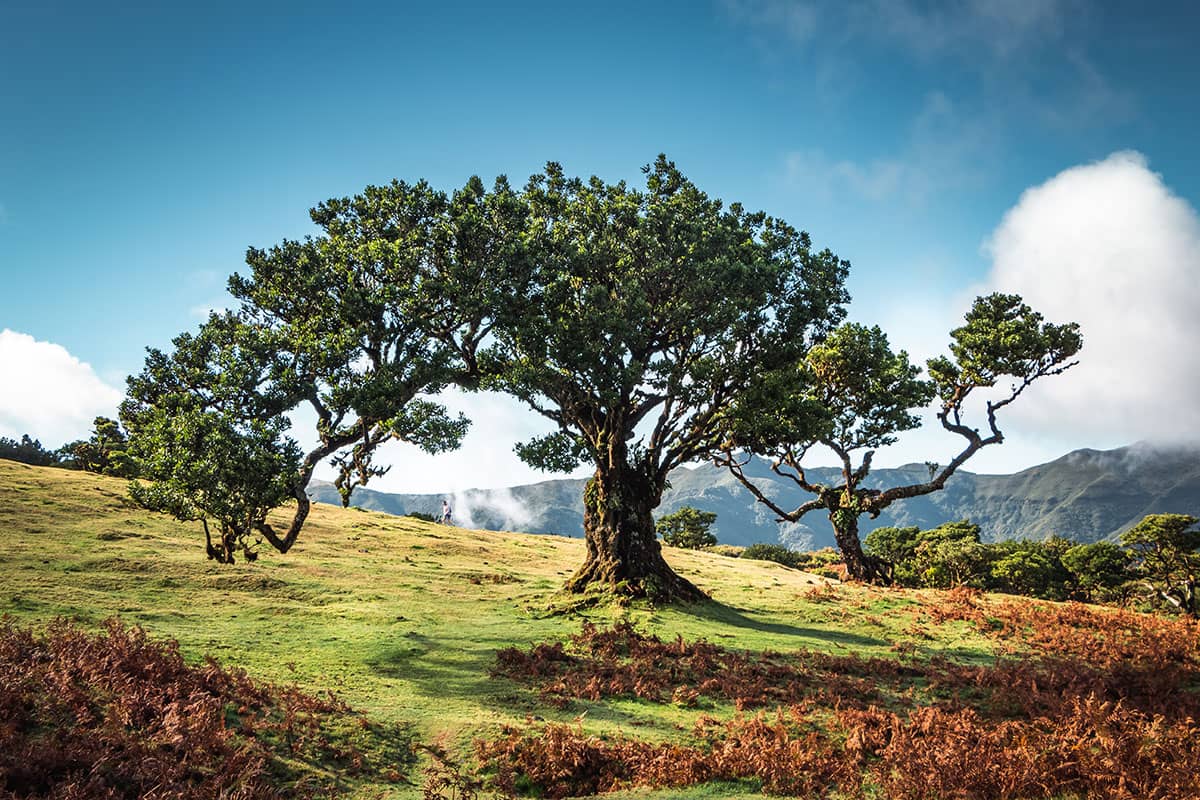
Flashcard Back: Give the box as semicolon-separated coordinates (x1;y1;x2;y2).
0;417;138;478
863;517;1198;611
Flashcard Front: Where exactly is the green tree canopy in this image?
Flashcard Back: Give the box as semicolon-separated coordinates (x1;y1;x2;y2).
0;435;60;467
1062;540;1130;603
912;521;991;589
863;525;922;584
127;409;300;563
716;294;1081;583
656;506;718;550
481;156;848;600
990;541;1068;599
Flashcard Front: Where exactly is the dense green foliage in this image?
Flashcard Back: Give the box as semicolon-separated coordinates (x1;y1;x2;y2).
854;516;1195;607
1;418;138;478
476;156;848;599
1061;540;1131;602
127;409;301;563
655;506;718;550
1122;513;1200;615
58;416;138;478
0;434;59;467
718;294;1082;583
740;543;804;568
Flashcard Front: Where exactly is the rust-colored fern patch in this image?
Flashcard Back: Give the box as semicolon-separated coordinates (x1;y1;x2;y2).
0;617;414;799
483;614;1200;798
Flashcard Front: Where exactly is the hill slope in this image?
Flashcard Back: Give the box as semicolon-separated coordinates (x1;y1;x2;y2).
308;443;1200;549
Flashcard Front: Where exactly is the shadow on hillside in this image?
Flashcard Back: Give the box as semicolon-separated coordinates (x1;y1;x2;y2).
367;630;533;709
681;600;887;648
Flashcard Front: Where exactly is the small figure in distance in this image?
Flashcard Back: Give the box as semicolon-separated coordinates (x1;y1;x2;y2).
441;499;452;525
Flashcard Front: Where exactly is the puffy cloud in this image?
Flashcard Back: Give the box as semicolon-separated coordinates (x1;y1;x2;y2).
0;330;124;446
982;151;1200;444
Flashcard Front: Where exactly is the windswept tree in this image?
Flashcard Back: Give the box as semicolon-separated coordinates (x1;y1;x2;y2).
59;416;138;477
716;295;1081;583
123;176;526;561
1122;513;1200;615
483;157;848;601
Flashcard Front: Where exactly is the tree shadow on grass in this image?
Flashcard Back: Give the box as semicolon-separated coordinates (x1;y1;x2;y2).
366;630;536;710
677;599;887;648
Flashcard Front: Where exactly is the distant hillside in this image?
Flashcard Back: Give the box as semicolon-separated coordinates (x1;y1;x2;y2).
308;443;1200;549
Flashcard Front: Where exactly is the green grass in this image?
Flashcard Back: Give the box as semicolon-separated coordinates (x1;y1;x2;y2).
0;459;1000;798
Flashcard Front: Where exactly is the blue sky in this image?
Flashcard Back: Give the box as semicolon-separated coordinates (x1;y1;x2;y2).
3;1;1200;492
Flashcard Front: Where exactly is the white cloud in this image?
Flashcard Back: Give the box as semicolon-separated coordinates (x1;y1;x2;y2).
980;151;1200;445
786;150;912;203
0;330;124;446
450;486;534;531
862;151;1200;474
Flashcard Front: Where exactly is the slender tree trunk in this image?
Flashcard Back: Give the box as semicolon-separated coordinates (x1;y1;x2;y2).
565;465;706;602
829;509;893;585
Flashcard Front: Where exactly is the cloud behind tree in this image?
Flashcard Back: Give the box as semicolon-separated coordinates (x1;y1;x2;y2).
983;151;1200;444
0;330;123;446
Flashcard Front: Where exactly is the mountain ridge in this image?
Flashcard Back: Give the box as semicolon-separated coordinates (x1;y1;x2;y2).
306;443;1200;550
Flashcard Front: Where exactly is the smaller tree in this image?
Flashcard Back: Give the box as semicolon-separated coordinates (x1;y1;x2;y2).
59;416;138;477
716;294;1081;583
127;408;300;563
989;540;1068;600
656;507;718;550
123;171;519;562
863;525;921;585
1122;514;1200;615
912;520;992;589
1061;540;1131;603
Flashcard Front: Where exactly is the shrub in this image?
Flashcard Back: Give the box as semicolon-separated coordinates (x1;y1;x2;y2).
740;543;802;568
1063;540;1132;603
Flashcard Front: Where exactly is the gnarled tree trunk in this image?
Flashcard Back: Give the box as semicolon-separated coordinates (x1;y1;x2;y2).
565;466;706;602
829;508;893;585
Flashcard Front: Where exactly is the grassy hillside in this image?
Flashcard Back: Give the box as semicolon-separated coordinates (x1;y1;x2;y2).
4;458;1197;799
